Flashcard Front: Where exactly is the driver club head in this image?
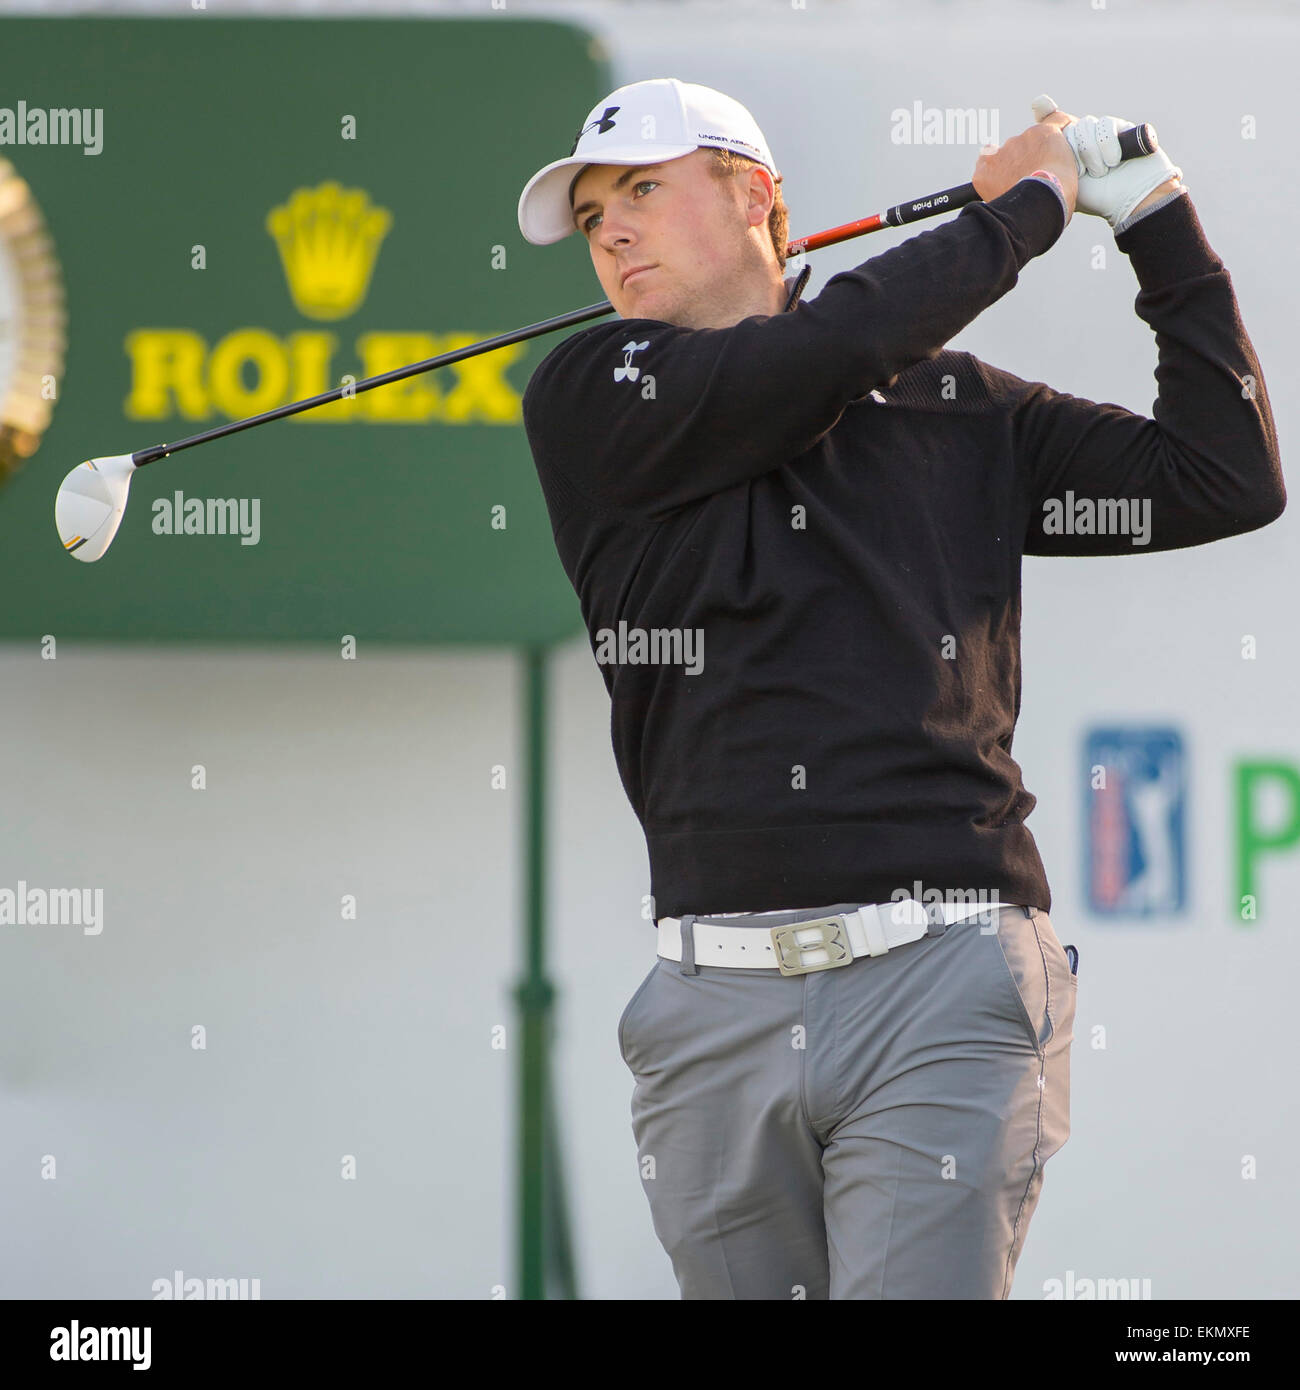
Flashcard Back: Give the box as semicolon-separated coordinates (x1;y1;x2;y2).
55;454;138;562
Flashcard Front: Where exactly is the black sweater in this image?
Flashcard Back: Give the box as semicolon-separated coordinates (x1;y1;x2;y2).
521;178;1285;919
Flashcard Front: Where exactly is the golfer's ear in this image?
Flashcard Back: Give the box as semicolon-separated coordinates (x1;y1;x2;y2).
746;165;775;226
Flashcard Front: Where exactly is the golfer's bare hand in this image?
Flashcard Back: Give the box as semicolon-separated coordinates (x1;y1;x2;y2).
971;114;1079;215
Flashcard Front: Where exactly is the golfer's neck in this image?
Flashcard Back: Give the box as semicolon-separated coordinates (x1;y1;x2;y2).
685;271;786;329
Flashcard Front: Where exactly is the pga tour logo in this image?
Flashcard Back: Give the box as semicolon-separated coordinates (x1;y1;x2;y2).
1085;727;1186;916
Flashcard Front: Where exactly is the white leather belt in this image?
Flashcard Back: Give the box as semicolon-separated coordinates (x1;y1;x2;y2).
656;899;1016;976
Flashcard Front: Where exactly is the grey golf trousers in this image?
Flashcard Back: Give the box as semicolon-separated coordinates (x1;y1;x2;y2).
618;903;1077;1299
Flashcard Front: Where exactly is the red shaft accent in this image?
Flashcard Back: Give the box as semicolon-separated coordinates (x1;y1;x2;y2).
786;214;884;256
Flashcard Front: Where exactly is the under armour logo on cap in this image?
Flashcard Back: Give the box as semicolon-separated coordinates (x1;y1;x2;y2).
518;79;777;246
569;106;620;155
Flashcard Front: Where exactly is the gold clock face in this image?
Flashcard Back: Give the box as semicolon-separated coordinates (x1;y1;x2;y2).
0;158;66;483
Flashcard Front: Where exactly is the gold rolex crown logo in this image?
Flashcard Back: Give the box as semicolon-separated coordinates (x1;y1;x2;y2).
265;182;392;321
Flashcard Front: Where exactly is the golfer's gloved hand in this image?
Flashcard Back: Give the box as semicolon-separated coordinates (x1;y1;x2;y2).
1054;110;1183;231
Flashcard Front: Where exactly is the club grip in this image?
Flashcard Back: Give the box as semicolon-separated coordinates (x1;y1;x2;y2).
815;119;1163;240
881;182;984;228
1118;122;1158;160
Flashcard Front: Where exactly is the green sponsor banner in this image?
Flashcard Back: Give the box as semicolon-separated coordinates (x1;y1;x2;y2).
0;17;607;644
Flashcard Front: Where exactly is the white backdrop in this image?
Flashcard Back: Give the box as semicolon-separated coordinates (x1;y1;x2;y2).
1;0;1295;1300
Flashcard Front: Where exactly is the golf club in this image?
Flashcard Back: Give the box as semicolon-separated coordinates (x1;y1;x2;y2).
55;119;1157;562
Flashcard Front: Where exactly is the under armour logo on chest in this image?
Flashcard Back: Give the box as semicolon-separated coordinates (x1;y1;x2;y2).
614;339;650;383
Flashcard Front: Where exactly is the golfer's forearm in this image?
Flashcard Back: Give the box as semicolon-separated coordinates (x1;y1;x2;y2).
1119;193;1283;531
1007;193;1284;554
522;177;1066;518
819;175;1067;387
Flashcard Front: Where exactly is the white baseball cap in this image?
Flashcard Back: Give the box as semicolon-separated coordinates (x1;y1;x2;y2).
517;77;778;246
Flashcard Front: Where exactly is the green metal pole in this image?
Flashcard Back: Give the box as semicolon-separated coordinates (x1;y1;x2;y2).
544;1052;579;1299
515;644;554;1299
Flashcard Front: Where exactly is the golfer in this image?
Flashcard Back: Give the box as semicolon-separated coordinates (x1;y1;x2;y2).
516;79;1284;1299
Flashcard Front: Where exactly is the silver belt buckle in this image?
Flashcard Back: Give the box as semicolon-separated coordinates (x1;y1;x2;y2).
770;915;853;976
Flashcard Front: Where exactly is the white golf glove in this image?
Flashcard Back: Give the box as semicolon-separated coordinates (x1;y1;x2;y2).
1058;110;1182;230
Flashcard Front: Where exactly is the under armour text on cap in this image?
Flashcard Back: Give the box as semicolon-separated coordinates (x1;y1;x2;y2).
517;77;778;246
